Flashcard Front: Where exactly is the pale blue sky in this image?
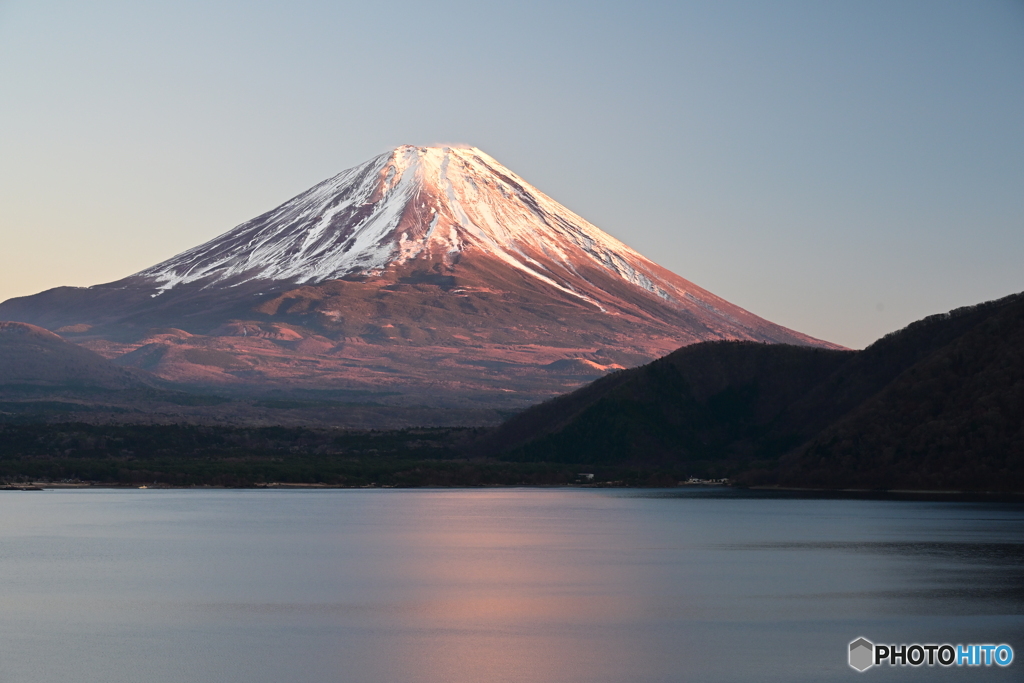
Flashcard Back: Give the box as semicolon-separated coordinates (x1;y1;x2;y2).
1;0;1021;348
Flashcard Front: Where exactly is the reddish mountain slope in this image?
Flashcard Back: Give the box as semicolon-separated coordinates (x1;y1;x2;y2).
0;146;839;405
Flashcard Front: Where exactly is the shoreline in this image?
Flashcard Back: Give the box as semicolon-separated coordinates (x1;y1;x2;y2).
6;481;1024;502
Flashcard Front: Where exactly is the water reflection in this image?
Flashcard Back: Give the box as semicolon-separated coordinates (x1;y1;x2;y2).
0;489;1021;683
345;490;657;683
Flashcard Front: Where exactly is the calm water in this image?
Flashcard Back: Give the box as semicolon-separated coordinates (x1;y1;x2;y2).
0;488;1021;683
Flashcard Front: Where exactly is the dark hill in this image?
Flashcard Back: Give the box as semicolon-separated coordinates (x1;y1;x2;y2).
477;341;854;469
0;322;146;390
481;292;1024;491
771;294;1024;491
0;321;227;420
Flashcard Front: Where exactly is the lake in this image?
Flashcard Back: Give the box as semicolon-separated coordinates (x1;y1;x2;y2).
0;488;1020;682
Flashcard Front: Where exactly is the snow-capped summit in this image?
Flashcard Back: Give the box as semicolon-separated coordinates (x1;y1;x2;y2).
0;146;840;406
139;145;676;310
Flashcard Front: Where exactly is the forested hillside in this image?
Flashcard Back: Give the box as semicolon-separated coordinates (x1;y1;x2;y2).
482;293;1024;491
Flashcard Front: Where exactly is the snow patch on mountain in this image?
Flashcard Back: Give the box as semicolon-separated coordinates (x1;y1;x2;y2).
135;146;683;313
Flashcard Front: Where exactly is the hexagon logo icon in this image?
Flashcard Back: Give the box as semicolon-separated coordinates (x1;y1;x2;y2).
849;637;874;672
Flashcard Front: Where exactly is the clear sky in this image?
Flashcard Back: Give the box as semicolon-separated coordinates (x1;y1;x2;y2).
1;0;1021;349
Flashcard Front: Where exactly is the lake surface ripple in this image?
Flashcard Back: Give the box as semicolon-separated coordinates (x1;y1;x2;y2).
0;488;1021;682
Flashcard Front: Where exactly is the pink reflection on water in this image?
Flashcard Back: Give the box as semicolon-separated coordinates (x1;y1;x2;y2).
336;489;674;683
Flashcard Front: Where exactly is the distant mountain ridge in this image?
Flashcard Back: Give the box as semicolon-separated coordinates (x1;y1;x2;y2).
480;292;1024;491
0;146;838;407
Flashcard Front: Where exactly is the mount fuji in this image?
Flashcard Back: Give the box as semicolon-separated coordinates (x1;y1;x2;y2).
0;145;840;408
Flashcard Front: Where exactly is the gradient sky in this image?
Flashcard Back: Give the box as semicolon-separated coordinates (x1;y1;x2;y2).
1;0;1021;349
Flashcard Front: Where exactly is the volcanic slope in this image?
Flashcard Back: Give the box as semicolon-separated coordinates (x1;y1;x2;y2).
0;146;839;406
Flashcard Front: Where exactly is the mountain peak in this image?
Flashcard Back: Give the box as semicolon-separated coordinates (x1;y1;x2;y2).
134;145;650;308
0;146;840;409
120;145;836;349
